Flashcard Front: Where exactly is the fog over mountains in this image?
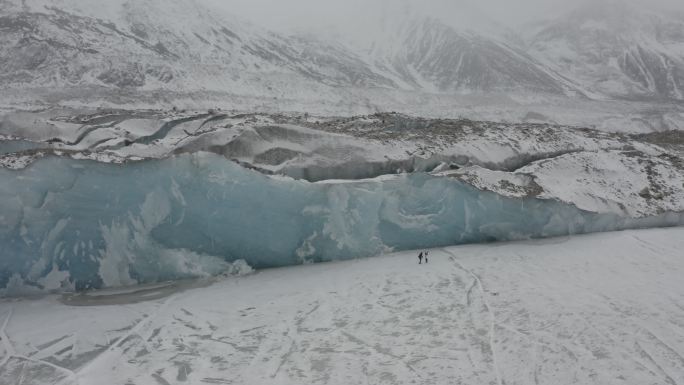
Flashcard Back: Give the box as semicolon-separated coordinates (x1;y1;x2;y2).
209;0;684;34
1;0;684;113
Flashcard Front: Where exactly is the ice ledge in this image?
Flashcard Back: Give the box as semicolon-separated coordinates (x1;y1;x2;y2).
1;153;683;293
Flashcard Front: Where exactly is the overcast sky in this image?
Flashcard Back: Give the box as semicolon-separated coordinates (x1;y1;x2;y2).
202;0;684;36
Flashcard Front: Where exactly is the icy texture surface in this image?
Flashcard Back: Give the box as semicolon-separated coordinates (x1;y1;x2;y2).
2;228;684;385
1;153;683;291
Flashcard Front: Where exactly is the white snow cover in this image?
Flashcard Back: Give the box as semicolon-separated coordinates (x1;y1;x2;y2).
1;0;684;129
453;149;684;217
518;150;684;217
1;227;684;384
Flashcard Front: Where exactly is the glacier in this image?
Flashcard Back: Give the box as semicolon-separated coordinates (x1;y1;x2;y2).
1;152;683;292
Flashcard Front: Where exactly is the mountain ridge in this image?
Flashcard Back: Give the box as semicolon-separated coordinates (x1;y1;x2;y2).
527;0;684;101
1;0;683;109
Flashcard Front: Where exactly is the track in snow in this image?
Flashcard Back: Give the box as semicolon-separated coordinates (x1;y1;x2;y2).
2;227;684;385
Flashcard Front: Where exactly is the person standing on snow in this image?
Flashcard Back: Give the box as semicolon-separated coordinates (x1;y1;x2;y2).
418;251;424;264
424;251;429;264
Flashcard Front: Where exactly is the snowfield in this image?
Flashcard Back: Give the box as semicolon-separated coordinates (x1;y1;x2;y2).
1;227;684;385
451;149;684;217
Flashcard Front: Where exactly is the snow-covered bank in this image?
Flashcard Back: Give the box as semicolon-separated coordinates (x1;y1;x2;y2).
1;227;684;385
2;152;683;293
449;149;684;217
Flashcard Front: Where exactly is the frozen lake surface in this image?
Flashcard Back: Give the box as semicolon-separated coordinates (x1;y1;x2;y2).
1;227;684;385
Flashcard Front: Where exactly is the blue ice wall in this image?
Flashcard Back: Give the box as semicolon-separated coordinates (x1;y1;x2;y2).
1;153;682;292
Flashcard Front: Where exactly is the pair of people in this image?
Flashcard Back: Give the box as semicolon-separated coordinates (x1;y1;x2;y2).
418;250;429;264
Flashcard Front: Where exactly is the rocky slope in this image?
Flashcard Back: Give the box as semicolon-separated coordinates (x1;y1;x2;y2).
527;1;684;101
2;0;684;112
354;16;571;95
0;0;395;94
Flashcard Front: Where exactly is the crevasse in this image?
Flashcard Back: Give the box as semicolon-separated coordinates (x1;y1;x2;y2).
1;152;682;292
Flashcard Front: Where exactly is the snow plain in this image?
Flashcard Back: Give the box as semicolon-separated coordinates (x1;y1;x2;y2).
1;227;684;385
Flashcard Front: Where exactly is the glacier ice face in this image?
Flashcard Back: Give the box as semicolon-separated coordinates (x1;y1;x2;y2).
1;152;683;292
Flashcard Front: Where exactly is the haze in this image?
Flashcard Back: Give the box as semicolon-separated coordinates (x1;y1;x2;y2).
203;0;684;36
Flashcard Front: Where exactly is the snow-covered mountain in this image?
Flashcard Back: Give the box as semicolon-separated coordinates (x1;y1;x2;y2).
1;0;684;110
527;1;684;101
356;16;570;95
0;0;395;94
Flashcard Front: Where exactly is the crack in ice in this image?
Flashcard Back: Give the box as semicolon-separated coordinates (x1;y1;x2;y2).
0;307;16;367
75;294;178;380
1;307;80;385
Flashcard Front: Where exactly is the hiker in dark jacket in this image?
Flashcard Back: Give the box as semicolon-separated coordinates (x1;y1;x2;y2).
418;251;424;264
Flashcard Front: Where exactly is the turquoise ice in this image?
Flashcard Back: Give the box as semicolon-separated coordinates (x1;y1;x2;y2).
1;152;682;291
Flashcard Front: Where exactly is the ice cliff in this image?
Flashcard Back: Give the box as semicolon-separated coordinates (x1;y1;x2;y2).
1;152;682;293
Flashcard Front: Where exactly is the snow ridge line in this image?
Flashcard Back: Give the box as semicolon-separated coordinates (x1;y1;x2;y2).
442;248;503;385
